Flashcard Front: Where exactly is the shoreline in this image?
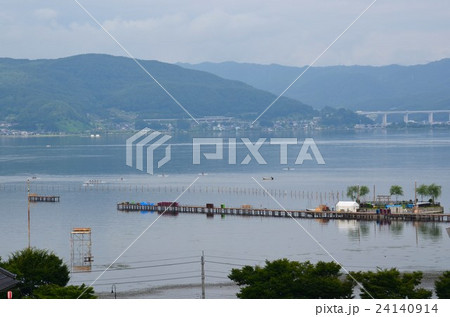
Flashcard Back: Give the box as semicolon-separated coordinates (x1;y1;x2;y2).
93;271;445;299
1;125;450;138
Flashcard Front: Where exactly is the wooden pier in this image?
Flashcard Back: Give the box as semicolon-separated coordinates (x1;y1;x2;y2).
117;203;450;223
28;194;60;202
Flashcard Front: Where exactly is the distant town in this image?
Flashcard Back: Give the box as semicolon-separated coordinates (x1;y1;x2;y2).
1;113;450;137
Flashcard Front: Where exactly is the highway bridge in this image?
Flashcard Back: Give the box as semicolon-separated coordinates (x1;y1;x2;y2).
356;110;450;127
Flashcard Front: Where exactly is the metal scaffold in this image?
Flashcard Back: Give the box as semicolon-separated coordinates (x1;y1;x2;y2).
70;228;93;272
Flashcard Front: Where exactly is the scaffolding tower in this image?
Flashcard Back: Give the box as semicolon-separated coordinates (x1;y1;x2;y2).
70;228;93;272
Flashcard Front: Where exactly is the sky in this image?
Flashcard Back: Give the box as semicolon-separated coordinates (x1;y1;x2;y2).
1;0;450;67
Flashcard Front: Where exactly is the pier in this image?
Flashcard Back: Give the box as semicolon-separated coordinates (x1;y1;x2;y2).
117;203;450;223
28;194;60;202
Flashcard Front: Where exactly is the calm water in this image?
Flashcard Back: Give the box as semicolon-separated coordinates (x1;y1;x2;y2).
1;129;449;298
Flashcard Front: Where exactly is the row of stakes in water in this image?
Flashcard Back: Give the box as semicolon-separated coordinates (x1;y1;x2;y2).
2;183;345;202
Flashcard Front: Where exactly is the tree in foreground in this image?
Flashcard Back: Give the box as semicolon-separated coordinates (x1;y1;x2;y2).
389;185;404;202
33;284;97;299
435;271;450;298
351;268;432;299
1;248;70;297
228;259;354;299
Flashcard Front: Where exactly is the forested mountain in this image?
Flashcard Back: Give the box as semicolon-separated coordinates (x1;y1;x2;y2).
179;59;450;111
0;54;317;132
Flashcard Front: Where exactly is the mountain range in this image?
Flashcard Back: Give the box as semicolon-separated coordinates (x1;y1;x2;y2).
3;54;449;133
179;59;450;111
0;54;318;132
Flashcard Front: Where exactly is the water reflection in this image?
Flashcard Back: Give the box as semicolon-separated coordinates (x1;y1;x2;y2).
336;220;443;243
389;222;404;236
337;220;370;241
415;222;442;241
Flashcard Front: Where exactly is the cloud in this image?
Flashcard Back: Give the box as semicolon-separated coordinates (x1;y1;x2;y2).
1;0;449;66
33;8;59;21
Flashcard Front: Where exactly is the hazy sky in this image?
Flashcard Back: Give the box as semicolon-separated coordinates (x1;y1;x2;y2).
1;0;450;66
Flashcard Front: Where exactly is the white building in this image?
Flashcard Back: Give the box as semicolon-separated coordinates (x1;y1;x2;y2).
335;201;359;212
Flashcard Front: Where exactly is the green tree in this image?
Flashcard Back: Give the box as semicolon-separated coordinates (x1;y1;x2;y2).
228;259;354;299
359;186;370;201
1;248;70;297
351;268;431;299
435;271;450;298
416;184;429;201
427;183;441;204
390;185;404;202
346;185;369;202
32;284;97;299
346;186;359;200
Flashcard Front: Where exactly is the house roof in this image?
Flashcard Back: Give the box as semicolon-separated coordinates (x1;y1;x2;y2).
336;201;360;207
0;267;18;291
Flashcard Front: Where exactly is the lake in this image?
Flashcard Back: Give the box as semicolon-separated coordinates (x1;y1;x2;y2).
1;129;449;298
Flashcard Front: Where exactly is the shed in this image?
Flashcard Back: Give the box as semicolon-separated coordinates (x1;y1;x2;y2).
0;267;18;292
336;201;359;212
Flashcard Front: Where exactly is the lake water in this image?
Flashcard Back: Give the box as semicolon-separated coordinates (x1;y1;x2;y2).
1;129;449;298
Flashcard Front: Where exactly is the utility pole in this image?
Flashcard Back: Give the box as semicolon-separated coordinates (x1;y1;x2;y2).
201;251;205;299
27;179;31;249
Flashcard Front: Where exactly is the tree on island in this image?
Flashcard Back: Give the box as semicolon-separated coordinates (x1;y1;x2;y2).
346;185;370;202
350;268;432;299
416;184;429;201
359;186;370;201
435;271;450;298
389;185;404;202
346;186;359;200
228;259;354;299
416;184;442;203
427;183;442;204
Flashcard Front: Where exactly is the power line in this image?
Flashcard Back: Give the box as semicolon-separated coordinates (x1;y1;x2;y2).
71;270;200;284
205;269;230;275
205;275;231;280
88;275;200;286
205;260;247;267
72;260;199;274
207;255;265;262
113;255;199;265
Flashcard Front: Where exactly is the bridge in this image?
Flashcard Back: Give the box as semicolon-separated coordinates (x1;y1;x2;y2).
356;110;450;127
143;116;234;123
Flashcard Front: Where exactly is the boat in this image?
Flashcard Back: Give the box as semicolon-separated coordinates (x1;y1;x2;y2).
262;176;274;180
83;179;105;186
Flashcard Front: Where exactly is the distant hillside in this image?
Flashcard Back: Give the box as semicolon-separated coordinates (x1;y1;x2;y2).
179;59;450;111
0;54;316;132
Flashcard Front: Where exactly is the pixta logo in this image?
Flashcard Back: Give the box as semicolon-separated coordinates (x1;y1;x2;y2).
193;138;325;165
126;128;172;175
